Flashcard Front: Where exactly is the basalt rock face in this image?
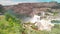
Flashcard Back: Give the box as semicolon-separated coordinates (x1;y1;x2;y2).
3;2;60;17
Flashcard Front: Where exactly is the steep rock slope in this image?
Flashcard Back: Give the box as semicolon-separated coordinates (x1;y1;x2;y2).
3;2;60;17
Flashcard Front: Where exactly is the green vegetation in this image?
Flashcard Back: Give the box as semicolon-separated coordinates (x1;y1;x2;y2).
0;14;24;34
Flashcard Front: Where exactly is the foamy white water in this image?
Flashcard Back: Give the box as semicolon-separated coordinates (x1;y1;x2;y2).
29;15;54;31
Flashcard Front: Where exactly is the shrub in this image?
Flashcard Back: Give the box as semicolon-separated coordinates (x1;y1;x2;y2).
0;14;25;34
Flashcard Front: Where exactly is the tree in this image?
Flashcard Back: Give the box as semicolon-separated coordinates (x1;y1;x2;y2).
0;5;5;15
5;13;25;34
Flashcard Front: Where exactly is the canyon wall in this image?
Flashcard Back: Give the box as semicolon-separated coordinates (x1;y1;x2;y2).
3;2;60;17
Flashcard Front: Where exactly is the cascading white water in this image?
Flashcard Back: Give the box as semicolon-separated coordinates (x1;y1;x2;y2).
30;15;40;23
22;11;54;31
29;14;54;31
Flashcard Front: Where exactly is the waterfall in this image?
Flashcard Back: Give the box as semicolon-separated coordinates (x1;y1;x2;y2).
29;14;54;31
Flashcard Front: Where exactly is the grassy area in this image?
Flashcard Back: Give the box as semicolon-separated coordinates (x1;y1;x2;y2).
0;15;60;34
0;15;24;34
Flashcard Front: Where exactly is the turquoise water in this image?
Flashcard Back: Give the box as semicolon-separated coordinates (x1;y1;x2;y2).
51;20;60;24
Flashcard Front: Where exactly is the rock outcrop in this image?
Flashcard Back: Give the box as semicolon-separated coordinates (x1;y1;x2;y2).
3;2;60;17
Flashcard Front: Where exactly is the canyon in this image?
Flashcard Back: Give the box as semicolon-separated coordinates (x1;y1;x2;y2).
0;2;60;31
2;2;60;17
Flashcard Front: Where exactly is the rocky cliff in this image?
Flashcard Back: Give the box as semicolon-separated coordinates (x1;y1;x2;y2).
3;2;60;17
